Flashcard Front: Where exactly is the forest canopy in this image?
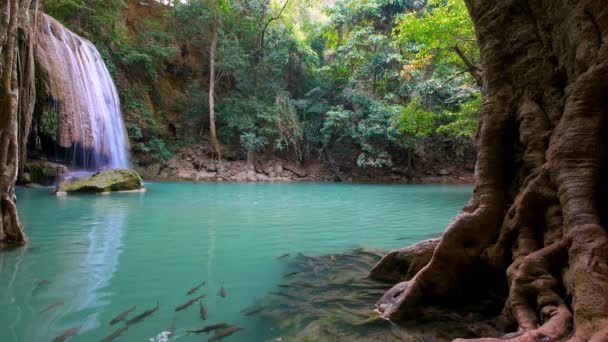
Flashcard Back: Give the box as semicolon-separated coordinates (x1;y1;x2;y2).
42;0;481;174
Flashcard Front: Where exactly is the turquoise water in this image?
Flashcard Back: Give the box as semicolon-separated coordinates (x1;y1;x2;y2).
0;182;471;342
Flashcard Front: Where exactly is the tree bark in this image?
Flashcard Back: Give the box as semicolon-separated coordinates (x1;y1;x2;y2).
208;0;222;166
372;1;608;340
0;0;33;248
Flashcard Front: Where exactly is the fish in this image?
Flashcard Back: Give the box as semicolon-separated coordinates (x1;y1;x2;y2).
186;281;206;295
283;271;300;278
200;302;208;320
110;305;136;325
126;302;159;325
219;284;226;298
102;325;129;342
175;295;205;311
186;323;228;335
40;300;64;314
207;326;243;342
34;279;50;290
52;325;80;342
277;253;290;259
269;291;297;299
242;305;264;316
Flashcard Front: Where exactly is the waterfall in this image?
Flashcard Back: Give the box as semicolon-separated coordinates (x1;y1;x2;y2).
35;14;128;170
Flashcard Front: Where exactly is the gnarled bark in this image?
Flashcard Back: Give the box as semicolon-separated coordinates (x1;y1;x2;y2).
372;1;608;340
0;0;34;248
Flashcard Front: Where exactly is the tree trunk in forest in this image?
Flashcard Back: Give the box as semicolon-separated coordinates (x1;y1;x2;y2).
372;0;608;340
0;0;33;248
253;0;289;95
208;0;222;167
405;148;414;181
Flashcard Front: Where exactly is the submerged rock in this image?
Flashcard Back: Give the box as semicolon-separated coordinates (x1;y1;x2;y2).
56;169;144;194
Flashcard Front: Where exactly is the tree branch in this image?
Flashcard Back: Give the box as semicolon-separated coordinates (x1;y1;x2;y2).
452;45;482;86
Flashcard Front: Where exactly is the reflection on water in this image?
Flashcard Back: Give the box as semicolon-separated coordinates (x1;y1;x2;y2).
77;199;127;333
0;183;471;341
11;194;128;341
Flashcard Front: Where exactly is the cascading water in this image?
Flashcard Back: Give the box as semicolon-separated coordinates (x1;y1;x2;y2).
35;14;128;170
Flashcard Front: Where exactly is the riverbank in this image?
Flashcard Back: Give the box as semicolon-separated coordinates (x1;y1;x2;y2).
132;145;474;185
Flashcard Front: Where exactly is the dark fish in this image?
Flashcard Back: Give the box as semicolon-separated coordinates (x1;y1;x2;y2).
242;305;264;316
102;325;129;342
126;302;159;325
200;302;208;320
186;281;206;295
110;305;136;325
284;271;300;278
277;253;290;259
52;325;80;342
207;326;243;342
175;295;205;311
187;323;228;335
34;279;50;290
40;300;64;314
269;291;297;299
219;284;226;298
277;283;293;288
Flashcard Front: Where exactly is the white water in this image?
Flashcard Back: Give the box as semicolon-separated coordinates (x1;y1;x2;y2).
37;15;128;170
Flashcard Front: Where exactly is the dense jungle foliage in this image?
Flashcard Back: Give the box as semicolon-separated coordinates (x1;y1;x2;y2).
43;0;480;173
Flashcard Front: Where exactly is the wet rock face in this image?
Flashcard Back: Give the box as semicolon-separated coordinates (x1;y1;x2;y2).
56;169;144;194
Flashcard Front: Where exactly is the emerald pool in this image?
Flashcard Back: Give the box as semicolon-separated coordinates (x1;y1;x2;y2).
0;182;471;341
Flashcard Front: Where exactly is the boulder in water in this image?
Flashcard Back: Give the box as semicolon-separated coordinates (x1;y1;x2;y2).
22;160;69;186
56;169;144;195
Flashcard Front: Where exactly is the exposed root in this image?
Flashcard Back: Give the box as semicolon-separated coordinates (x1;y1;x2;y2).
369;238;439;282
373;1;608;340
0;195;26;246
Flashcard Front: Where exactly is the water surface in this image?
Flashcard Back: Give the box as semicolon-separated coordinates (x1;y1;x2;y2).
0;182;471;341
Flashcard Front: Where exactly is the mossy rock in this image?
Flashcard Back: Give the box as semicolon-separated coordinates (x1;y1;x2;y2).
142;163;163;179
23;160;69;185
57;169;144;194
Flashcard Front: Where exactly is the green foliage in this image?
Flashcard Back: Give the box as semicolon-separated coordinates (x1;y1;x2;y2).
44;0;92;22
436;92;480;141
44;0;481;171
40;108;59;138
395;0;478;80
240;132;267;152
393;97;435;139
123;89;174;163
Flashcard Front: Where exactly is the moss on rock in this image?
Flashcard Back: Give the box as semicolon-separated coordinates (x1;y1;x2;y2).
57;169;144;194
23;160;69;186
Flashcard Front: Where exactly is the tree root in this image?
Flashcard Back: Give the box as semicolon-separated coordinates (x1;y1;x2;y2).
0;195;26;247
372;1;608;339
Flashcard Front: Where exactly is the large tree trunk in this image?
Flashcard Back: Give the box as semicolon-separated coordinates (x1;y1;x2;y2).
0;0;33;248
208;0;222;166
372;0;608;340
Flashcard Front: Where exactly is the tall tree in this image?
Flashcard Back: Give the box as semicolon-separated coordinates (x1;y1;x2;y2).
0;0;34;248
253;0;290;94
208;0;222;164
372;0;608;340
